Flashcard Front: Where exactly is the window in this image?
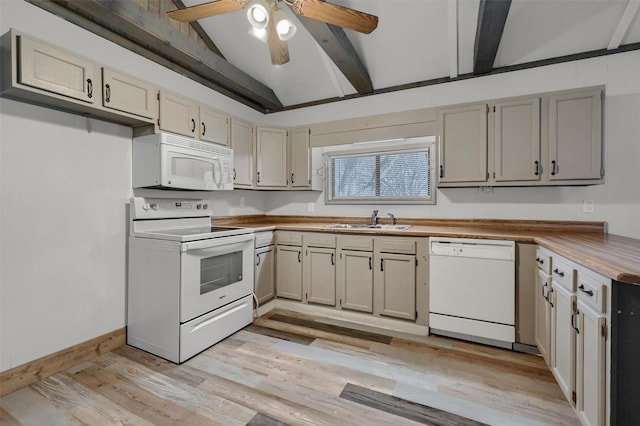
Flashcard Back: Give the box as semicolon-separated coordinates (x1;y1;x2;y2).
326;137;436;204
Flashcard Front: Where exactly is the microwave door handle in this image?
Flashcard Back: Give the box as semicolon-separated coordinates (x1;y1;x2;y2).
213;157;223;188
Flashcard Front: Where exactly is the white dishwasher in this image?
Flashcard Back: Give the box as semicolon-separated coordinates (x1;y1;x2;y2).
429;237;515;348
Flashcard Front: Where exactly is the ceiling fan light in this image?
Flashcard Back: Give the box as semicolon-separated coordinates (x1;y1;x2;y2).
273;8;297;41
247;0;270;30
248;27;268;43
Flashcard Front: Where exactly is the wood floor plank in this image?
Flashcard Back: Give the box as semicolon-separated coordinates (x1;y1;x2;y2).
268;313;394;344
340;383;487;426
0;386;81;426
70;364;218;426
93;351;256;426
245;412;288;426
245;324;316;345
0;406;22;426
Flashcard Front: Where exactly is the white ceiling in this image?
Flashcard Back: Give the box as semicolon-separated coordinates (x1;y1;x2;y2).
182;0;640;108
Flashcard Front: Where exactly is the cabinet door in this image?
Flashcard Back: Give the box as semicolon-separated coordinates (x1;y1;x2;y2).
494;98;541;182
158;91;199;137
374;253;416;320
549;89;602;180
576;301;606;426
19;35;95;103
200;106;229;145
255;246;275;305
290;127;311;189
276;245;302;301
535;269;552;364
337;250;373;313
438;103;488;183
256;127;288;188
102;68;155;119
230;118;253;188
552;282;576;404
304;247;336;306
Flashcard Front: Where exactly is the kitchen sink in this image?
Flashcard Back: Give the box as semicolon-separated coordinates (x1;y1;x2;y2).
324;223;411;231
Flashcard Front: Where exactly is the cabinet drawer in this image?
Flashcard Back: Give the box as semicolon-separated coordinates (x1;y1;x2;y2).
576;268;608;313
375;237;416;255
551;257;576;292
304;232;336;248
535;247;552;275
254;231;274;248
338;235;373;251
276;231;302;246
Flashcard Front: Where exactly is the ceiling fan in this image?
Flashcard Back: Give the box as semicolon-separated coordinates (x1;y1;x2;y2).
167;0;378;65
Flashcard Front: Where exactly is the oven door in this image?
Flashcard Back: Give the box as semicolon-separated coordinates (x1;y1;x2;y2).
180;233;254;322
161;143;224;191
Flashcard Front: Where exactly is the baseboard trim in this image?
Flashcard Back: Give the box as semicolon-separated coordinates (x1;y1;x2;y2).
0;327;126;397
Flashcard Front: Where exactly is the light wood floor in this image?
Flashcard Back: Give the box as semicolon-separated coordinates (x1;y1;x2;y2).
0;309;579;425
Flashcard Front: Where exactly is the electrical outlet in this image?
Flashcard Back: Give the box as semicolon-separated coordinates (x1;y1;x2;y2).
583;200;595;213
239;196;245;207
307;202;315;212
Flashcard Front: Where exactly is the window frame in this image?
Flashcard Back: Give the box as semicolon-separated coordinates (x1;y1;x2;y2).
324;137;436;205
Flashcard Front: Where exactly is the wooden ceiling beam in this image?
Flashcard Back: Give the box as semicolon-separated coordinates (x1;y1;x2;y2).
171;0;226;58
27;0;282;111
291;10;374;95
473;0;511;75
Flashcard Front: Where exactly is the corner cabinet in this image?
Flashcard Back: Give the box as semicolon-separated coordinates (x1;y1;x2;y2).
437;87;603;187
256;126;288;188
255;232;275;305
230;118;254;188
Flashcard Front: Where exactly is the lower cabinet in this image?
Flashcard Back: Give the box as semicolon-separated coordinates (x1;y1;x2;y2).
255;232;275;305
336;236;374;313
536;248;610;426
275;232;303;301
373;237;417;321
303;233;336;306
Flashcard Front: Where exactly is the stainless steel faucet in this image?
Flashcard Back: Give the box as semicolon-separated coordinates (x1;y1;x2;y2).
371;209;379;226
387;213;396;225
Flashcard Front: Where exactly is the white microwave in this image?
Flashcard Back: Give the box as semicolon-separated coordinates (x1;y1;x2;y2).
133;133;234;191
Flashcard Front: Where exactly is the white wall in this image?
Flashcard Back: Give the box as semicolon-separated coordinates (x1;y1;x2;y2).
0;0;266;371
265;52;640;240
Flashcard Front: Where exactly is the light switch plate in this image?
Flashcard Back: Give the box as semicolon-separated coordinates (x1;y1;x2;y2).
307;202;315;212
583;200;595;213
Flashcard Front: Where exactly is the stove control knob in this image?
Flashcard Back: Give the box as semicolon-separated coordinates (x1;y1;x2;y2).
142;203;150;211
203;204;209;209
150;203;158;211
196;204;202;209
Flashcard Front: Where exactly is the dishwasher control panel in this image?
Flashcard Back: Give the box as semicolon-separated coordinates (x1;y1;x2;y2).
429;237;514;261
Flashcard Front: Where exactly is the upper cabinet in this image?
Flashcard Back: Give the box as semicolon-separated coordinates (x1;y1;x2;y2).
549;89;602;181
199;105;229;146
438;104;488;183
289;127;311;189
230;117;254;188
102;68;156;119
158;91;199;138
437;87;603;187
256;126;288;188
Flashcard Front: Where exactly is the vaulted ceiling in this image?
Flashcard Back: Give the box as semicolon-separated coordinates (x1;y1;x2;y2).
28;0;640;113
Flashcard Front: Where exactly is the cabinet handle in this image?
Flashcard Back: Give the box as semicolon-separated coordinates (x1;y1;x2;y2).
542;282;548;302
105;83;111;103
572;310;580;334
233;168;237;180
331;253;334;266
369;256;372;270
87;78;93;99
534;160;540;176
548;288;554;307
202;122;206;136
553;268;565;277
439;165;444;179
291;173;294;184
298;251;301;263
191;118;196;133
256;253;261;266
578;284;594;297
380;258;384;272
257;172;261;183
551;160;557;176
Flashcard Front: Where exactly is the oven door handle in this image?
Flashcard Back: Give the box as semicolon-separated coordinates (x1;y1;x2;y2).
181;233;253;252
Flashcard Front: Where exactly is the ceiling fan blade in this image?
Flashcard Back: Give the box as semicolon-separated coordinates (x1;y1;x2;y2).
267;19;290;65
167;0;247;22
291;0;378;34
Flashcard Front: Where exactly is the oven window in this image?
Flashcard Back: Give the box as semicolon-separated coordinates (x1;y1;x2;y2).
200;251;243;295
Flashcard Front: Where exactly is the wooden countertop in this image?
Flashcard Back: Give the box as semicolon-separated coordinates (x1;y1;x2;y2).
214;216;640;285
